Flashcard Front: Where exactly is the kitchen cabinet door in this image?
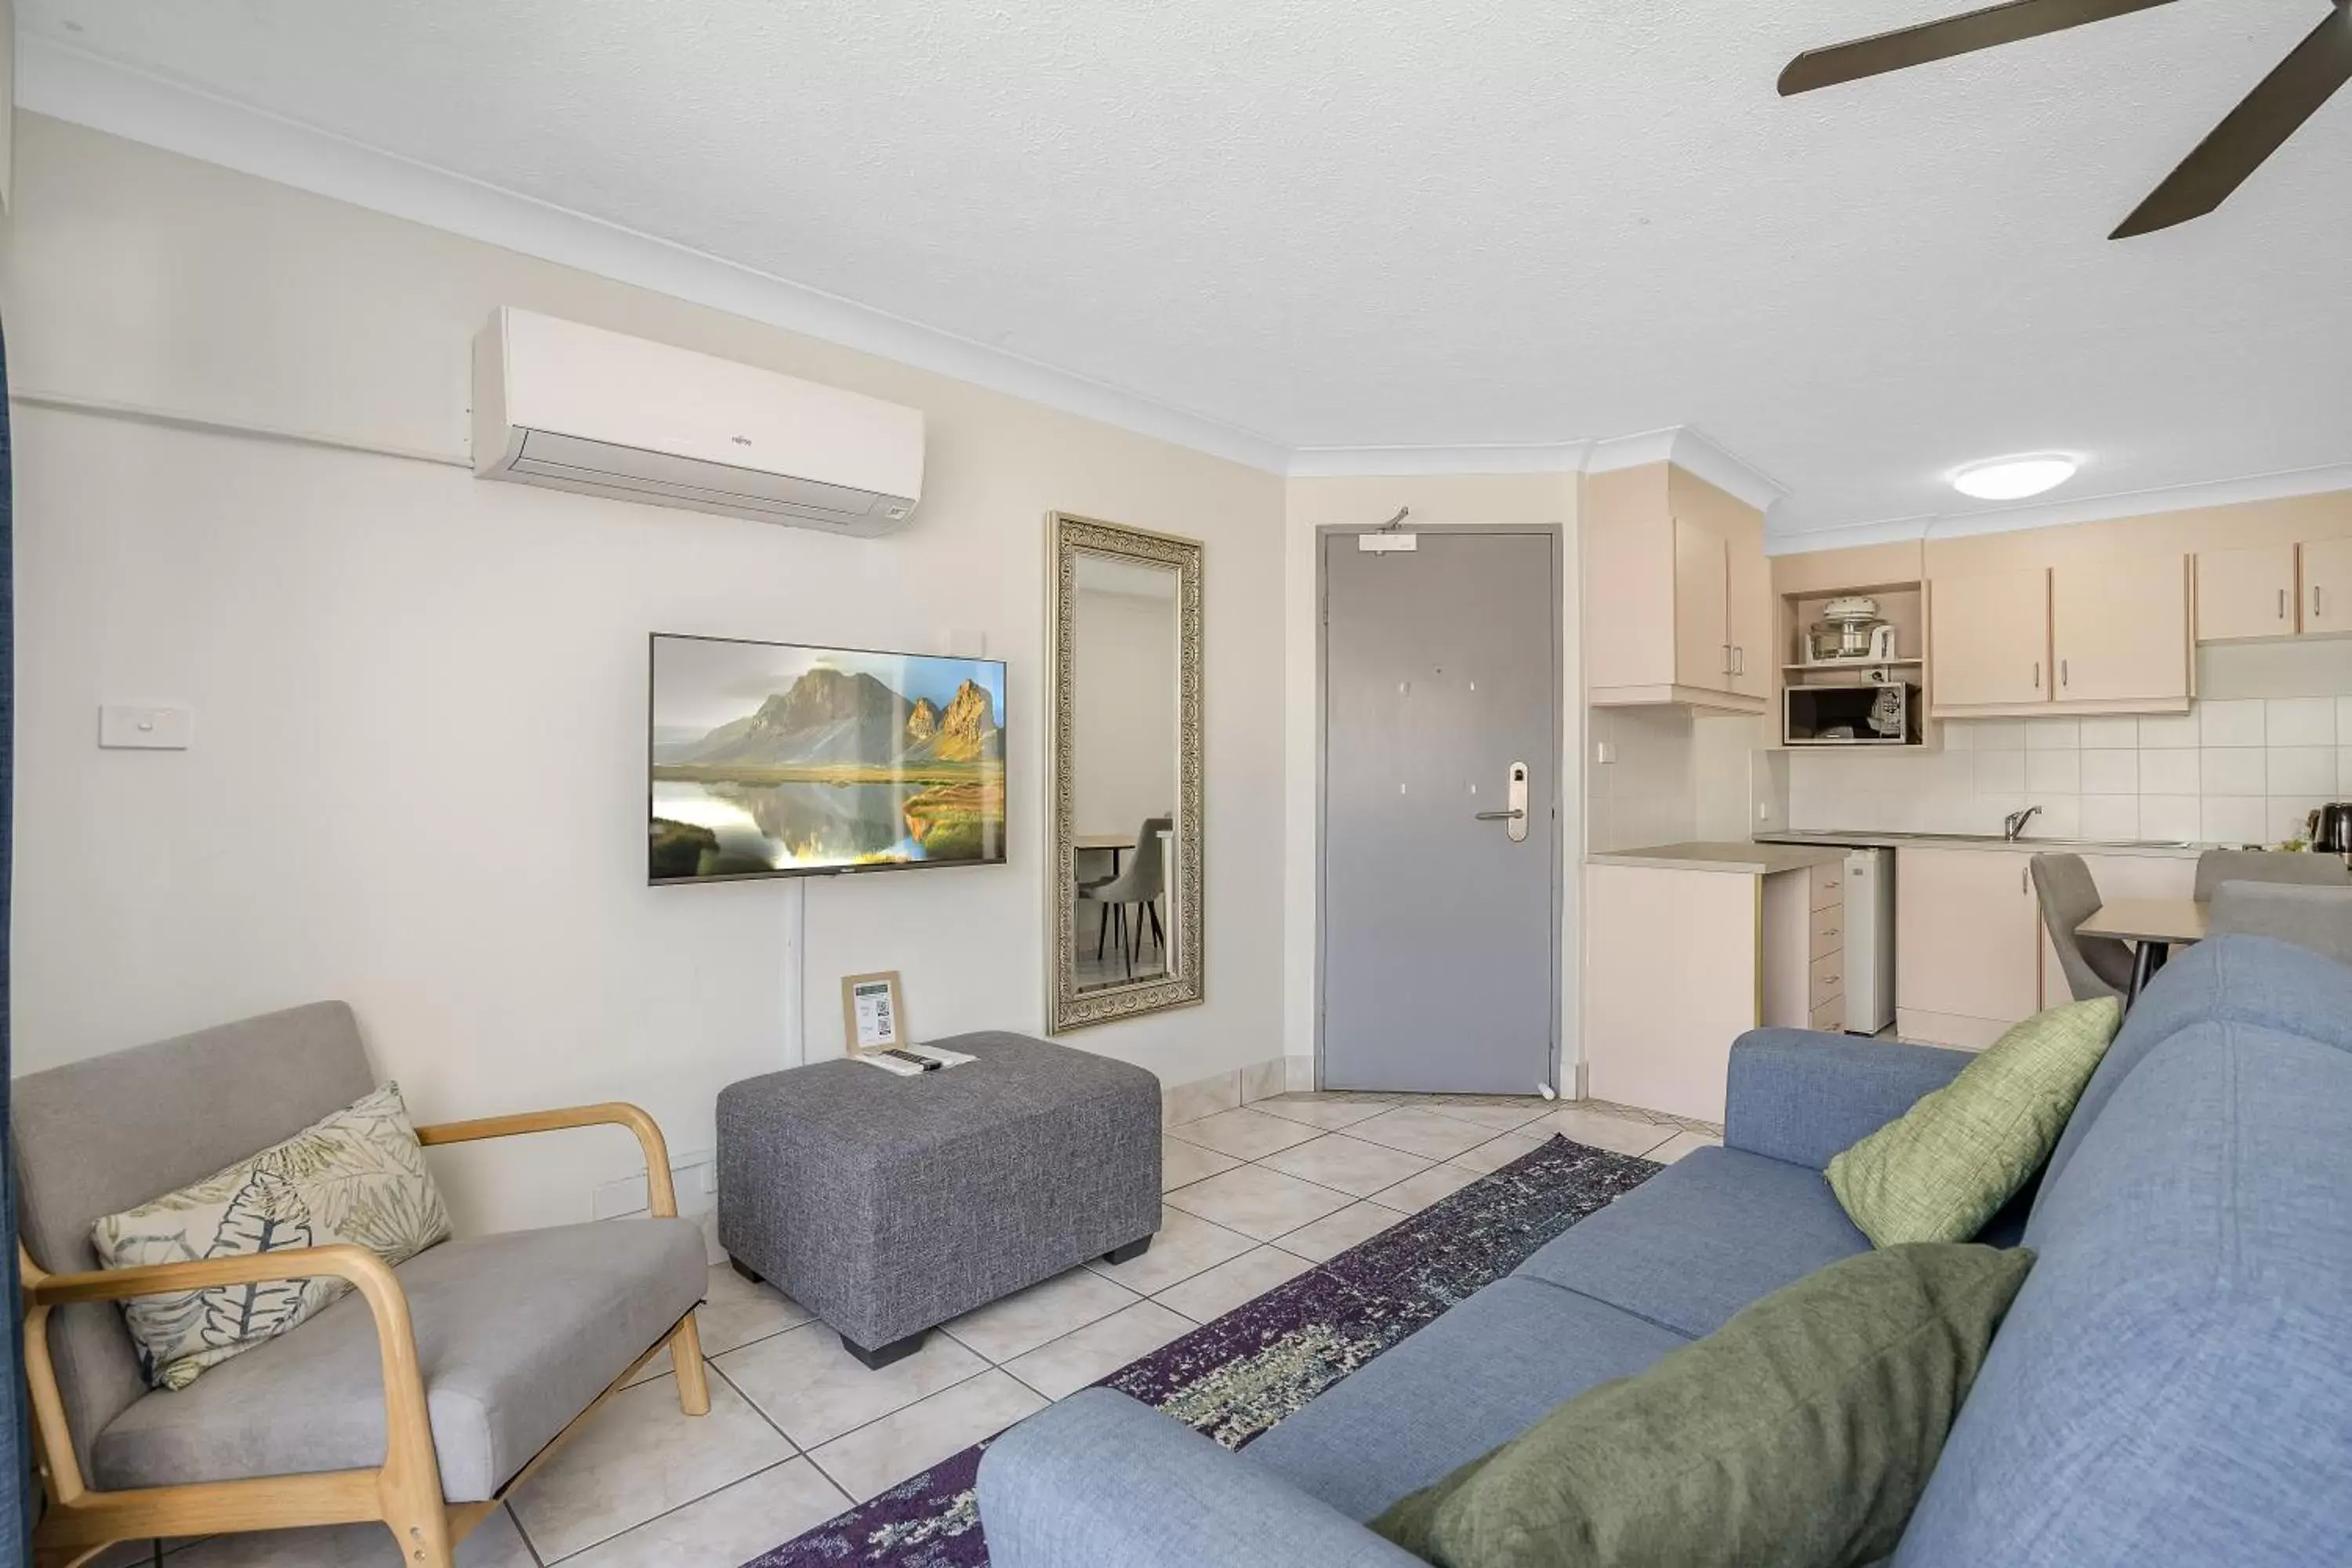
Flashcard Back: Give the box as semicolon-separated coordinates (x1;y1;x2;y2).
2304;537;2352;636
1726;514;1773;699
1671;519;1732;694
1896;847;2042;1041
1929;568;2049;709
2053;554;2190;703
2196;543;2299;641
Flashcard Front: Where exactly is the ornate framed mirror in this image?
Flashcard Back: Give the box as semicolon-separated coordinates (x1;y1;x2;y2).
1045;512;1204;1033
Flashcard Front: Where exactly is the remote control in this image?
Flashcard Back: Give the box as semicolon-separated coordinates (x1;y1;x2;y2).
880;1048;941;1071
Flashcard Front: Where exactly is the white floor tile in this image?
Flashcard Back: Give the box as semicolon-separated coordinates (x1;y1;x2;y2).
807;1371;1045;1504
1082;1204;1259;1294
1163;1138;1244;1190
1163;1163;1353;1240
1647;1131;1722;1163
1270;1200;1403;1263
713;1320;987;1449
1167;1107;1326;1160
1448;1130;1551;1175
1345;1106;1495;1161
1247;1094;1396;1131
167;1509;533;1567
509;1374;789;1563
1365;1163;1483;1214
1537;1107;1676;1158
555;1457;850;1568
1416;1099;1557;1133
693;1261;815;1356
1153;1246;1315;1323
1254;1133;1432;1196
1004;1300;1195;1400
942;1267;1138;1363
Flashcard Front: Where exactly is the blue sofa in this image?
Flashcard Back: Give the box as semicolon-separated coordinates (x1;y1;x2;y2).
978;935;2352;1566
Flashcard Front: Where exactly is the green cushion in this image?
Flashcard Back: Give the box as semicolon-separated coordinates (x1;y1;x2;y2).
1371;1243;2034;1568
1827;997;2122;1247
91;1083;452;1389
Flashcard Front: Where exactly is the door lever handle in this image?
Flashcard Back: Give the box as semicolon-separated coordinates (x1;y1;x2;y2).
1474;809;1526;821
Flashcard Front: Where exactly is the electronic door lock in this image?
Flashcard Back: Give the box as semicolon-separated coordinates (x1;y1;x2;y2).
1475;762;1531;843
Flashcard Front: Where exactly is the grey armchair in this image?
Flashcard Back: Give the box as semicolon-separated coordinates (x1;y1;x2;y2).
2192;848;2350;901
2030;853;2136;1002
13;1003;710;1568
2210;883;2352;966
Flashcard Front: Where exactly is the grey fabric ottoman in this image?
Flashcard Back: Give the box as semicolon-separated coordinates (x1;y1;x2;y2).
717;1031;1162;1368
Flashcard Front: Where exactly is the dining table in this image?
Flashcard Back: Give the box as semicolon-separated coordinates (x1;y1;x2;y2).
2078;898;2211;1005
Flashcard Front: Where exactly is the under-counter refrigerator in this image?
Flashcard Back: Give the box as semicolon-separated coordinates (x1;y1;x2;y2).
1842;848;1897;1034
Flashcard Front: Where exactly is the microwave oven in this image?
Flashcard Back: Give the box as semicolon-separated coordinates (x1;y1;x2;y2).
1784;681;1922;746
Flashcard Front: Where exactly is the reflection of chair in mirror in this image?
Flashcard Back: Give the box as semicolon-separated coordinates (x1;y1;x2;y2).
1079;816;1171;979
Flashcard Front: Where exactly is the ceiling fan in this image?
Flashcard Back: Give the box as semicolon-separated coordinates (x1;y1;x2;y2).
1778;0;2351;238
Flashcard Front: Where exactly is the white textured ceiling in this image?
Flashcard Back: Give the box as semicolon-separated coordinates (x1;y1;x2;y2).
18;0;2352;537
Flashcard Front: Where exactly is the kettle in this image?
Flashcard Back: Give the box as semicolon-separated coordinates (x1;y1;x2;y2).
2311;804;2352;854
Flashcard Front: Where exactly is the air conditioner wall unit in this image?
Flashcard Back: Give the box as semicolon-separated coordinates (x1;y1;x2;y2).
472;307;924;535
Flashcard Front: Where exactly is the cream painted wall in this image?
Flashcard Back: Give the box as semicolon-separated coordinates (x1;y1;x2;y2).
1283;474;1583;1091
1071;587;1178;839
1;116;1287;1237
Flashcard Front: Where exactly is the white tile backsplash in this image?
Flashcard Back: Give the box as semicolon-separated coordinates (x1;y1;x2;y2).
2199;699;2267;747
2078;716;2140;747
2201;797;2267;844
1784;691;2349;853
1973;749;2025;792
2139;749;2201;795
2268;746;2337;795
2025;750;2081;793
2267;698;2337;747
2080;794;2140;840
2201;747;2267;796
2079;749;2138;794
2026;720;2080;750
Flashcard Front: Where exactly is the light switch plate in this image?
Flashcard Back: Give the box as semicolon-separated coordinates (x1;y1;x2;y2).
100;706;193;750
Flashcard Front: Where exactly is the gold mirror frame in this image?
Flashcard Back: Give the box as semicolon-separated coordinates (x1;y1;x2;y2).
1046;512;1205;1033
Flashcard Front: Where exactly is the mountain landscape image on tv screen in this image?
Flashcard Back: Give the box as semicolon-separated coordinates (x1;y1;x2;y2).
649;634;1007;881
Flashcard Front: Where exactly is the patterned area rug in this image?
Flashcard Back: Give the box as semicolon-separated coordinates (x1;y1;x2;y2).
743;1133;1661;1568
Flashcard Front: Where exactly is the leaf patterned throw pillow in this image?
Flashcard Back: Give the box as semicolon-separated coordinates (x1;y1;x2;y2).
91;1083;452;1390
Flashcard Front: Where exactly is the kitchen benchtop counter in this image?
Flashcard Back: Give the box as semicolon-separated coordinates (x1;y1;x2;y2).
1755;829;2215;862
1588;840;1850;876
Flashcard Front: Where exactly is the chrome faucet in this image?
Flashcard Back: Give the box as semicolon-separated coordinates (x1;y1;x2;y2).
2004;805;2043;842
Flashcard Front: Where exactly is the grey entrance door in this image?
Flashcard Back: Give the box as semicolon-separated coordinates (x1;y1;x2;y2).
1321;530;1559;1094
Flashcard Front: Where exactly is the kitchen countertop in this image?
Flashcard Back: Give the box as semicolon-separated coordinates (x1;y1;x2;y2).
1756;829;2216;861
1588;840;1850;875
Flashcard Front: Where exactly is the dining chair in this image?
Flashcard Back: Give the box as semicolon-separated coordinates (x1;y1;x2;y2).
13;1003;710;1568
2192;848;2350;901
2030;852;2136;1002
1079;816;1171;977
2209;883;2352;966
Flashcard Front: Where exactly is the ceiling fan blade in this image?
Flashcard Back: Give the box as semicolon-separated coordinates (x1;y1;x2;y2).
2111;1;2352;238
1779;0;2176;96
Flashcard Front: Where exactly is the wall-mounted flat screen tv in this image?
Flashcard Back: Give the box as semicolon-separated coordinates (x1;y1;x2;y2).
649;633;1007;883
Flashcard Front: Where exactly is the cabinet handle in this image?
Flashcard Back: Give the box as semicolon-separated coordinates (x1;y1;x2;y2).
2281;587;2289;620
2061;658;2069;688
1733;645;1746;676
2318;586;2326;621
2033;661;2042;690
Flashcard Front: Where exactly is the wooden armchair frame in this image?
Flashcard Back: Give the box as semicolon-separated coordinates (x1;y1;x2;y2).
21;1102;710;1568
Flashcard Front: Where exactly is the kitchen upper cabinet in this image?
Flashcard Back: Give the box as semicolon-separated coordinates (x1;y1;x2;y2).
2052;554;2190;704
2304;536;2352;636
2196;543;2299;641
1726;513;1773;700
1896;846;2042;1050
1930;568;2050;709
1672;519;1733;691
1587;481;1766;714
